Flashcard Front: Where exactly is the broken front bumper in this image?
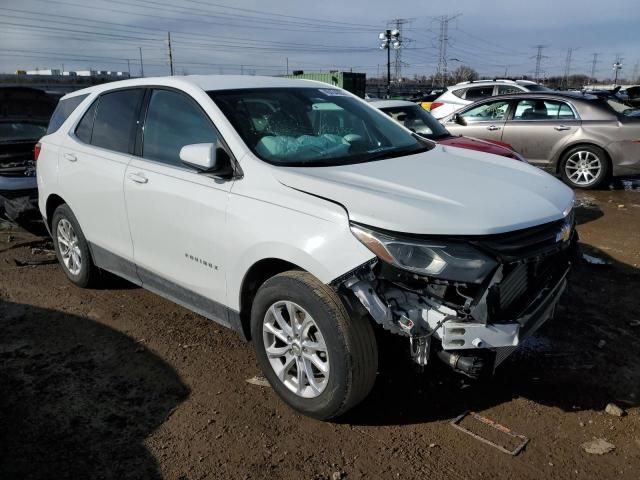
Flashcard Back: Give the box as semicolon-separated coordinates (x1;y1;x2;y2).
441;265;568;351
340;220;577;374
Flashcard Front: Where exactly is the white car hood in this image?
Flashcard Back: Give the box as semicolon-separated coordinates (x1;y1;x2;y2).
274;145;574;235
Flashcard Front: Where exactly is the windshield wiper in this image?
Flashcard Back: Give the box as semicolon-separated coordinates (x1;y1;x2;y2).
364;144;431;162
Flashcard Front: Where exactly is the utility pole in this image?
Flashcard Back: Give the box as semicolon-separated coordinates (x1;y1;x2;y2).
590;53;599;85
139;47;144;77
612;56;623;86
562;47;575;89
127;58;130;76
532;45;548;83
632;61;639;84
167;32;174;76
435;14;462;86
378;29;401;98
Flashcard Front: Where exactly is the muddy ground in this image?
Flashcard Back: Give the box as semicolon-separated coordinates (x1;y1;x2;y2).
1;185;639;480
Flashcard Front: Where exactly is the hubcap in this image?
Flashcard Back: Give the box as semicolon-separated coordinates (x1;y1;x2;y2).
57;218;82;275
262;300;330;398
565;151;602;186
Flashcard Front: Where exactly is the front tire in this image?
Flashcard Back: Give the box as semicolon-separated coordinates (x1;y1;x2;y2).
560;145;609;189
250;271;378;420
51;204;100;288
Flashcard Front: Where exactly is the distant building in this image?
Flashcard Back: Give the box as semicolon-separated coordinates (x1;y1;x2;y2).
22;69;130;78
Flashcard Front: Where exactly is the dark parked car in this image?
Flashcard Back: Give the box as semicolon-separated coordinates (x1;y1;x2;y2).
0;87;58;226
442;91;640;189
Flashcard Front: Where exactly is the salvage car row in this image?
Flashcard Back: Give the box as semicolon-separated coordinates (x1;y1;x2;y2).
403;79;640;189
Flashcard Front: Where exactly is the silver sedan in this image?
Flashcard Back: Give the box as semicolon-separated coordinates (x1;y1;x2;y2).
442;92;640;189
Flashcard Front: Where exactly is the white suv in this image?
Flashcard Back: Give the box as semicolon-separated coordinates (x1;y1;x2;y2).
430;79;550;119
37;75;576;419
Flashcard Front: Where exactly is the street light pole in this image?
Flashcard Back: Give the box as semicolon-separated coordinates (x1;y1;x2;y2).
378;29;401;99
386;31;391;97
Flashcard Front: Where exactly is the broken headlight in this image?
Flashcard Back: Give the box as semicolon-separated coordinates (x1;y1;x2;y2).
350;224;498;283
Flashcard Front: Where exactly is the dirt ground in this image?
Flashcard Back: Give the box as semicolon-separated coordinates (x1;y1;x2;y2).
1;184;639;480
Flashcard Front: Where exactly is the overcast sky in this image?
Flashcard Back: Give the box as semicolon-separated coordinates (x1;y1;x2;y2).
0;0;638;81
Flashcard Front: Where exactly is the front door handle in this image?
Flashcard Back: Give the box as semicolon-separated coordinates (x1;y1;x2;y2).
127;172;148;184
554;125;571;131
63;152;77;162
487;125;501;131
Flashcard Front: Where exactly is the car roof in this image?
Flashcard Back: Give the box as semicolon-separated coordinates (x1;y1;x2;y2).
369;100;417;109
61;75;338;100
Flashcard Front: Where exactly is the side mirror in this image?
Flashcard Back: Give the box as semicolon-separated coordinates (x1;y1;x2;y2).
451;113;467;126
179;143;234;177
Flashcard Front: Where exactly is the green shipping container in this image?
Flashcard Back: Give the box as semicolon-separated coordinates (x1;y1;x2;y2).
280;72;366;98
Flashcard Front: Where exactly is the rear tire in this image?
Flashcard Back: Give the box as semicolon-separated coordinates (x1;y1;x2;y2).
251;271;378;420
51;204;100;288
559;145;609;189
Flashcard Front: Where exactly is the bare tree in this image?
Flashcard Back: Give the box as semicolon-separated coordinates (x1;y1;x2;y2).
450;65;479;84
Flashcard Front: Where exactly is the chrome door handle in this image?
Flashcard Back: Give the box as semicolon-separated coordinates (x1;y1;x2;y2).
63;152;77;162
486;125;501;131
127;172;148;184
554;125;571;131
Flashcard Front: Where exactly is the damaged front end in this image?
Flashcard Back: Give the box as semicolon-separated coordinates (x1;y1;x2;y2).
335;212;577;378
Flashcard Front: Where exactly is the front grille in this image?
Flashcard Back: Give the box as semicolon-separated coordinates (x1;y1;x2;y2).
473;213;574;262
489;251;570;321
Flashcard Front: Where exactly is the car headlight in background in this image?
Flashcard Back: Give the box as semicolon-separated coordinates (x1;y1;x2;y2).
350;224;498;283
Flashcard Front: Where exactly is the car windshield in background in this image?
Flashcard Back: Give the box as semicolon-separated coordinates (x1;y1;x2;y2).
0;121;47;143
380;105;450;140
209;88;432;167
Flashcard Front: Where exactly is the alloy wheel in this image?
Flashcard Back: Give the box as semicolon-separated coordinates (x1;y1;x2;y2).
57;218;82;275
262;300;330;398
564;150;602;187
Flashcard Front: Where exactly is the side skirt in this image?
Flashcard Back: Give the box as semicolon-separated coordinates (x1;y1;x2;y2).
89;242;244;337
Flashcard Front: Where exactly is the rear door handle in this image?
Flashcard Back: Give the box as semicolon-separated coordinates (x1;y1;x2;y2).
63;152;77;162
127;172;148;184
487;125;501;131
554;125;571;131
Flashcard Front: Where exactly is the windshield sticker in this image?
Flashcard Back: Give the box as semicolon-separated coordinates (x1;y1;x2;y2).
319;89;349;97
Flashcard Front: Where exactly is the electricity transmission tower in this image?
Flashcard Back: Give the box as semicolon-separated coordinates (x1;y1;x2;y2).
435;14;461;86
532;45;548;83
590;53;599;85
562;47;576;89
387;18;411;82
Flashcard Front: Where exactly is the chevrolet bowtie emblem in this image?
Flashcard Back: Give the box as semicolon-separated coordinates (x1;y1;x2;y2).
556;222;572;243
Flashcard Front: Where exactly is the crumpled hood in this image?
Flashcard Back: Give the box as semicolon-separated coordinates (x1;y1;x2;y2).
274;145;574;235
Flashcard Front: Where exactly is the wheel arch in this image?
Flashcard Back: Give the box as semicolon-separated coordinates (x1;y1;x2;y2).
554;141;612;174
238;258;302;340
45;193;67;232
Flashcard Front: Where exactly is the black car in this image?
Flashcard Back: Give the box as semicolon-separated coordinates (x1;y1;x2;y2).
0;87;58;227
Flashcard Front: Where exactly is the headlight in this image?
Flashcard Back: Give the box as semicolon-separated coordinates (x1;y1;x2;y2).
350;224;497;283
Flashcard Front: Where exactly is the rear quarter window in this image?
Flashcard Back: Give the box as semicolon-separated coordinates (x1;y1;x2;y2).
46;94;89;134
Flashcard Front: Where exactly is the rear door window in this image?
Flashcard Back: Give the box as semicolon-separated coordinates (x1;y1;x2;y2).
464;86;495;101
142;89;217;166
513;99;576;120
497;85;522;95
46;94;88;134
90;89;144;154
